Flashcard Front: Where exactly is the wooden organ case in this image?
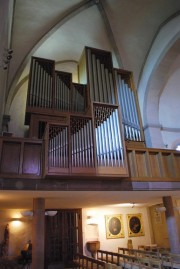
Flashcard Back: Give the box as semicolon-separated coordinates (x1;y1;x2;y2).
25;47;144;178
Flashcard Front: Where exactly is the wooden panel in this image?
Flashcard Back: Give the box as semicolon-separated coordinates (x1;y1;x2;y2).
0;141;21;174
160;152;175;178
22;143;42;175
127;150;137;177
173;153;180;177
126;147;180;181
149;152;162;178
135;151;149;177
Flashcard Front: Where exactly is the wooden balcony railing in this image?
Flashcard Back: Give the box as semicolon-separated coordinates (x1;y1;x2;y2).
0;135;179;182
126;146;180;181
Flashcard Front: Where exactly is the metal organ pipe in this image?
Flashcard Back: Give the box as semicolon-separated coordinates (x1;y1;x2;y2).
114;70;142;142
87;49;116;104
96;58;103;102
92;54;99;102
48;126;68;169
93;105;124;168
101;64;107;103
70;118;94;168
54;73;71;112
30;60;54;109
87;49;95;101
109;73;115;104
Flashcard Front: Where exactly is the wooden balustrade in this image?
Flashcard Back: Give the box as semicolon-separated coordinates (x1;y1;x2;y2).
97;249;149;269
126;146;180;181
73;253;106;269
0;134;180;181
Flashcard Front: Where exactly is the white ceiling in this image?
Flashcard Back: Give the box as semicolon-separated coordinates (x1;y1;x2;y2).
0;190;180;209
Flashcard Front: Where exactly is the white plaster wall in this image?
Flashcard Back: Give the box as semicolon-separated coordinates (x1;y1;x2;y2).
159;68;180;128
0;206;154;258
9;81;29;137
0;209;32;258
159;65;180;149
82;206;152;256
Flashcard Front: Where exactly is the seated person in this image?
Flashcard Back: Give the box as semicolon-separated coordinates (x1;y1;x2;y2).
21;240;32;262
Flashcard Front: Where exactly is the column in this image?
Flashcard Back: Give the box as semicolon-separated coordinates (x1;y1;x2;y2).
32;198;45;269
163;196;180;254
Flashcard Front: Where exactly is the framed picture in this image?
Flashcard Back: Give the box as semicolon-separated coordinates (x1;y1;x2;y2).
127;213;144;237
105;214;124;239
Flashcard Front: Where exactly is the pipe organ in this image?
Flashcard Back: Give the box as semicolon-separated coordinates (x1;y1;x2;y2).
25;46;144;177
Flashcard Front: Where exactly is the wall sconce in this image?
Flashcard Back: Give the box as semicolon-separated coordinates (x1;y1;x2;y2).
87;216;98;225
156;206;166;212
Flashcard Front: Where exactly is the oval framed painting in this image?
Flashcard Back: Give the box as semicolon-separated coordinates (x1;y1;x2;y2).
105;214;124;239
127;213;144;237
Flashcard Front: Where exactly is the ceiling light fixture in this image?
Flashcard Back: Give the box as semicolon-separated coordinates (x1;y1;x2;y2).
156;206;166;212
20;211;33;217
21;210;57;217
45;211;57;217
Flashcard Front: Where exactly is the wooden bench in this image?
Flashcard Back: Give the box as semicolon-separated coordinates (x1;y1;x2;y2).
161;253;180;269
118;247;180;269
98;248;180;269
118;247;160;259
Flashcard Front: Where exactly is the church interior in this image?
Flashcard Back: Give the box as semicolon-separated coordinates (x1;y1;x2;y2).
0;1;180;268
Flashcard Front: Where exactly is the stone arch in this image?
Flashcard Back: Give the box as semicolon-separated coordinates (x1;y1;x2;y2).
138;14;180;147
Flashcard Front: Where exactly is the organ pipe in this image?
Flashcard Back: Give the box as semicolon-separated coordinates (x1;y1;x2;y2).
114;69;142;142
48;125;68;168
93;105;124;168
28;57;54;109
70;117;95;168
86;48;116;104
28;58;87;114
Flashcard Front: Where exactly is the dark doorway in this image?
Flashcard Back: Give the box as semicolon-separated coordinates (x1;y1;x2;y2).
45;209;82;268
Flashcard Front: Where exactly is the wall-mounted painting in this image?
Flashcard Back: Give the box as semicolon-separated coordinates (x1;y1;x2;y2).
105;214;124;239
127;213;144;237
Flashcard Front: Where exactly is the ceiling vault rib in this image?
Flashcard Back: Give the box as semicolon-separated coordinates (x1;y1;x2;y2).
137;11;180;88
96;0;123;68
